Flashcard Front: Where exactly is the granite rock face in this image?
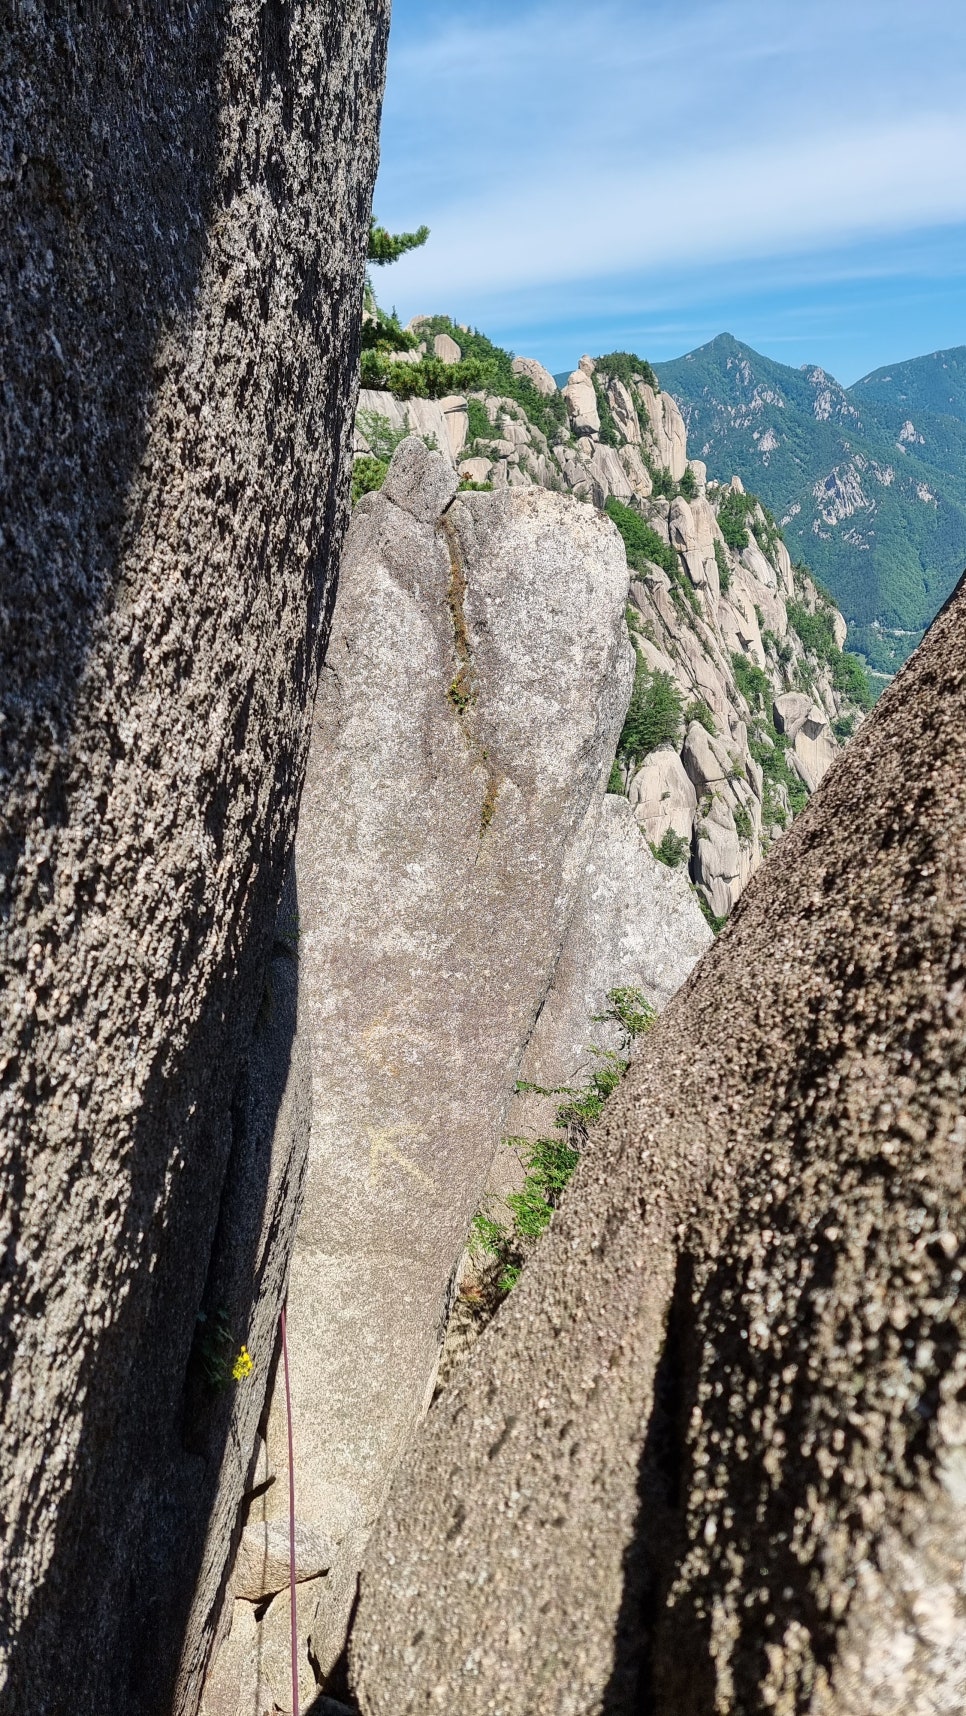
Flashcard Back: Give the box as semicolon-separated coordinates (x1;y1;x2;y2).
351;578;966;1715
496;794;711;1173
0;5;387;1711
355;352;867;920
205;438;634;1705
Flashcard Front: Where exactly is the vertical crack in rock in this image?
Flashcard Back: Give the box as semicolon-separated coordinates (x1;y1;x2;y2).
440;506;502;848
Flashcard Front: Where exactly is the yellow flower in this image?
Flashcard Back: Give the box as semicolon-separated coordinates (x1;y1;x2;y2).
232;1345;254;1382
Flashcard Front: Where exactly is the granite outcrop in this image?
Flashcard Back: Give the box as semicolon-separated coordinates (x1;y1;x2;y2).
354;349;869;923
202;439;638;1708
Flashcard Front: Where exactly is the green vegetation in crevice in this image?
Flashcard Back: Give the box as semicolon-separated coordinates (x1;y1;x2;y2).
684;698;716;735
470;988;657;1296
733;802;753;842
748;722;808;819
605;495;678;577
593;375;622;447
716;488;750;551
730;651;772;713
651;828;690;867
786;597;874;711
714;538;731;593
351;457;390;505
650;466;678;500
692;887;728;936
616;652;684;772
373;315;570;447
465;396;493;443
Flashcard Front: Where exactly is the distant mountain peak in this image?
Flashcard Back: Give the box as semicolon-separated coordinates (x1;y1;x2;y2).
655;336;966;674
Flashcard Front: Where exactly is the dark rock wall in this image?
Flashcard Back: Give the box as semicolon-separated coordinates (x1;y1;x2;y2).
0;3;388;1710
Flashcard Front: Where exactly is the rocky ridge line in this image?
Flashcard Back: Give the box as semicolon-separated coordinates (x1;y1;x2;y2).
355;335;871;922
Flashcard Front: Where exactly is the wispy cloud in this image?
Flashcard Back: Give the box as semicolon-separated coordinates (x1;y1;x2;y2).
375;0;966;373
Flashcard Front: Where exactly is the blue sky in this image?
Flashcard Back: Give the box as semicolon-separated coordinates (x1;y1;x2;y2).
372;0;966;384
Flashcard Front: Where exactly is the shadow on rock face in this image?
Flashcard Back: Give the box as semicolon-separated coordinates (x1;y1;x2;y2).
1;2;388;1709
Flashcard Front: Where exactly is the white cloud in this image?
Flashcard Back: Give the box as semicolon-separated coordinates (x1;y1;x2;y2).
384;111;966;299
376;0;966;290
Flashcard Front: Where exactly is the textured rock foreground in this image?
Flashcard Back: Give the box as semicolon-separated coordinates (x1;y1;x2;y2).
352;580;966;1713
0;6;387;1711
204;440;635;1708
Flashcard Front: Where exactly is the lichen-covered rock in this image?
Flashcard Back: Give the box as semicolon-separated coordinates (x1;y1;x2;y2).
350;577;966;1716
0;5;387;1710
209;439;633;1698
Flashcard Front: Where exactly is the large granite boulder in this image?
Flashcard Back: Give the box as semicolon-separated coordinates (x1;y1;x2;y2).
0;5;387;1711
511;355;558;396
208;439;634;1701
563;368;601;437
351;579;966;1715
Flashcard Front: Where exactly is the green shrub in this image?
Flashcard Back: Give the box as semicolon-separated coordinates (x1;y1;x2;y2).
832;649;874;711
476;987;657;1296
787;599;837;659
731;651;772;712
593;351;660;393
360;351;492;399
678;465;697;500
391;316;570;445
360;305;420;354
733;802;753;841
651;466;677;500
833;712;857;743
749;723;809;816
356;408;409;462
652;828;690;867
693;888;728;936
593;377;621;447
465;396;493;442
786;595;874;711
602;986;659;1039
605;496;678;577
684;698;716;735
618;655;683;766
506;1136;581;1241
351;456;389;504
714;539;731;593
607;759;625;794
717;488;751;550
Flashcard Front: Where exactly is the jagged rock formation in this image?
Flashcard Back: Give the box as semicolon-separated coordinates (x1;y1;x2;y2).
203;439;635;1709
656;333;966;676
623;482;856;920
356;352;869;922
350;577;966;1716
0;7;387;1712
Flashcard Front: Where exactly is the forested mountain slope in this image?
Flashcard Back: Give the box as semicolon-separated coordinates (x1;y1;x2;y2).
656;335;966;673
